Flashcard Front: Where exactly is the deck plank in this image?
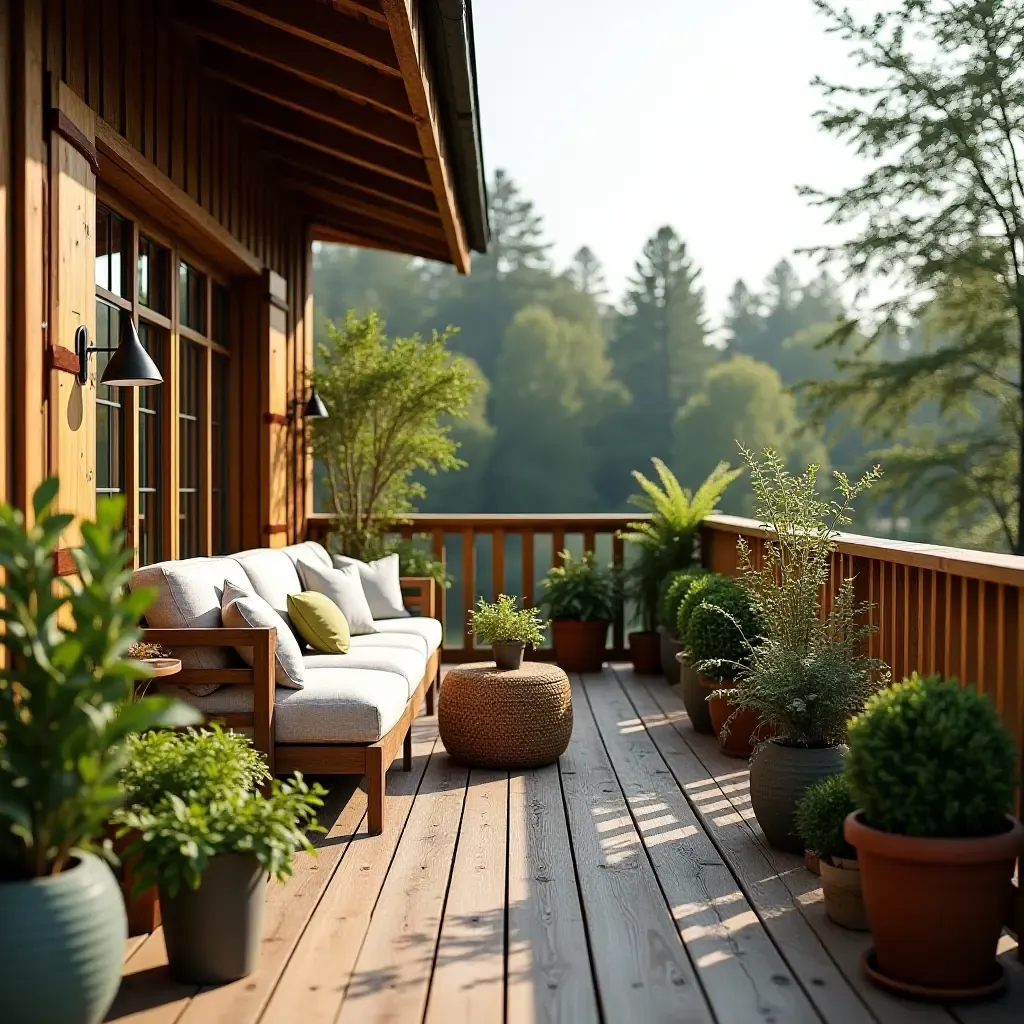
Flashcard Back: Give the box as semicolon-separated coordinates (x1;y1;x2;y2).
260;720;441;1024
424;769;508;1024
560;675;714;1023
335;746;469;1024
106;928;195;1024
583;670;820;1023
506;765;601;1024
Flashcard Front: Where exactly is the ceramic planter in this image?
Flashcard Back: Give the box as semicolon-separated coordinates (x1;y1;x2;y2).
160;853;267;984
628;631;662;675
492;641;526;671
0;852;127;1024
749;741;847;853
819;857;867;931
845;811;1024;998
659;627;684;685
704;678;761;758
676;652;713;734
551;619;609;673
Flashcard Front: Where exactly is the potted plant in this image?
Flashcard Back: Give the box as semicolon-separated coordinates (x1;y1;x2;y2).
620;459;740;675
656;569;704;685
844;674;1023;999
673;573;720;734
116;766;325;984
468;594;547;671
722;448;884;851
538;550;619;672
686;576;764;757
796;774;866;930
0;480;199;1024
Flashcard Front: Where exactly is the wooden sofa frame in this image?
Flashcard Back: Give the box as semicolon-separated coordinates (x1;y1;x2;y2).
142;577;443;835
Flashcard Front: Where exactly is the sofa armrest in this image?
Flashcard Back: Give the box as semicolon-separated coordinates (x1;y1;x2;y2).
141;627;277;772
400;577;444;637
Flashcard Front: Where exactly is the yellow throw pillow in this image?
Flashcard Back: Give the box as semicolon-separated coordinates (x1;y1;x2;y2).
288;591;351;654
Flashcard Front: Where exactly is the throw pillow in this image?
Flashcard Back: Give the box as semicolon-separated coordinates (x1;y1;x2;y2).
331;552;409;620
221;581;305;689
298;560;379;635
288;591;351;654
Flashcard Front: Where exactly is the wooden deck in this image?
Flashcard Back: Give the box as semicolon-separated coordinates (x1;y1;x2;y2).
109;667;1024;1024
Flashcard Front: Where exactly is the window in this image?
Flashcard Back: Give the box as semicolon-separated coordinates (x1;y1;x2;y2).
179;261;206;332
211;354;229;555
179;339;202;559
137;235;169;314
94;299;124;500
137;322;164;566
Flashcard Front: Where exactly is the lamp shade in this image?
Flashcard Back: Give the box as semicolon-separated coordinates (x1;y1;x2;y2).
100;315;163;387
304;388;328;419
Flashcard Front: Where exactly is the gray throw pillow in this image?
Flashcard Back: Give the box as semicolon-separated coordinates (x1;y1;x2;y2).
331;552;409;620
221;581;305;689
298;560;379;636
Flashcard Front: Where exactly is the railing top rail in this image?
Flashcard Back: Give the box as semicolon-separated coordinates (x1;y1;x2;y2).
306;512;641;530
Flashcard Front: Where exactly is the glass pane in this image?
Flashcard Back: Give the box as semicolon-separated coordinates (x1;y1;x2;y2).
95;204;110;290
137;236;169;314
212;284;230;346
211;353;229;553
178;261;207;333
94;298;124;499
178;339;202;557
137;321;165;565
109;210;129;298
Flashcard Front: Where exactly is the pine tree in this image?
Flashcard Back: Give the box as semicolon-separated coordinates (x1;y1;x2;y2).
480;169;552;279
565;246;608;303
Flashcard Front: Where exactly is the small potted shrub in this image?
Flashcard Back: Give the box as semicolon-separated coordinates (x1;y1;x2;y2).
469;594;547;671
619;459;740;675
0;481;199;1024
844;674;1023;999
727;448;885;852
673;573;720;734
539;550;619;673
687;576;763;757
656;569;704;685
116;766;325;983
796;774;866;930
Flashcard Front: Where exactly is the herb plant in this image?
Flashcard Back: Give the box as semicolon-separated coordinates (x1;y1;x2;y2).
846;674;1017;839
539;550;620;621
796;774;857;864
469;595;547;647
0;480;200;881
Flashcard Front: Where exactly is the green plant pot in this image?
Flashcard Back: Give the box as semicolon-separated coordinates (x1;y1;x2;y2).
492;642;526;671
749;741;847;852
659;627;684;685
676;654;714;734
0;852;127;1024
160;854;267;984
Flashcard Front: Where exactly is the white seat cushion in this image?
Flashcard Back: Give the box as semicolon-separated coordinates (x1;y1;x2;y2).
349;631;428;657
372;617;443;653
303;646;426;699
158;666;409;744
231;548;304;624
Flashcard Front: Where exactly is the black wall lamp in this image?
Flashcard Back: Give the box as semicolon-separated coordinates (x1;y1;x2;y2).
75;313;163;388
297;387;328;420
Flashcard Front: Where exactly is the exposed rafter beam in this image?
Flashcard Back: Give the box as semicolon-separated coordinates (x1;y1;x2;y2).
208;0;399;76
202;45;420;155
328;1;389;29
312;219;448;263
174;1;411;118
380;0;469;273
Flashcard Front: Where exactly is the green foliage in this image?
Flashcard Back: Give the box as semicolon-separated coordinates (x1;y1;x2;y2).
846;674;1017;839
116;775;326;897
621;459;741;631
727;448;887;745
311;310;478;558
658;569;706;633
686;576;762;683
119;726;270;810
469;595;547;647
675;573;721;646
0;481;201;880
538;550;621;622
796;774;857;863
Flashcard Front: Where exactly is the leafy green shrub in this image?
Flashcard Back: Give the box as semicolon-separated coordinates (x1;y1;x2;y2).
846;674;1017;839
116;775;326;897
0;481;199;881
675;573;722;646
120;726;270;809
796;774;857;863
469;594;547;646
686;576;761;682
658;569;706;633
539;550;621;621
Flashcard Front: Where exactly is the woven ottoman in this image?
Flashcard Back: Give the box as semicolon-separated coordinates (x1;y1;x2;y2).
438;662;573;768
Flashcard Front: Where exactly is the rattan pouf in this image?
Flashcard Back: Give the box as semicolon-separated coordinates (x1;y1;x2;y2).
438;661;573;769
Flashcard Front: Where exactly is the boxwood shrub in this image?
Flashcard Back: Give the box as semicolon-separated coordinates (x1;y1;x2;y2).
796;773;857;863
685;576;761;682
657;569;706;633
675;573;721;647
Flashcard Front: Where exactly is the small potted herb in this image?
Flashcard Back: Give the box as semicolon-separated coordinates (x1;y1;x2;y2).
469;594;547;671
796;774;865;930
539;551;620;673
844;674;1022;999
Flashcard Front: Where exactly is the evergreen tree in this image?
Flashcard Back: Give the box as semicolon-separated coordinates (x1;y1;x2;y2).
480;168;552;279
565;246;608;303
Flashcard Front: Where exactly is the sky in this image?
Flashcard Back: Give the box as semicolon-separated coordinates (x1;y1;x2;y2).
471;0;865;329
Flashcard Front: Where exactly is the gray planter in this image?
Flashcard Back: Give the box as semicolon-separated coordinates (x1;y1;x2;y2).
160;854;267;984
0;851;126;1024
749;741;848;852
492;642;526;671
676;652;714;734
659;627;684;685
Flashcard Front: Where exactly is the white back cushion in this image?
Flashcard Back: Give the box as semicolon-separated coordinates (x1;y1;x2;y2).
298;560;378;636
282;541;332;570
332;552;408;620
231;548;303;623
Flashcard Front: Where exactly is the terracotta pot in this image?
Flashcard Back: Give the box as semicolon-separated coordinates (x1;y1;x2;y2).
628;631;662;675
659;627;684;685
551;619;609;673
749;741;847;853
704;678;761;758
845;811;1024;994
676;652;714;734
819;857;868;931
110;826;161;936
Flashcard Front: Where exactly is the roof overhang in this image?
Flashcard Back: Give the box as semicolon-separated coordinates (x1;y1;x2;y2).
177;0;488;271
